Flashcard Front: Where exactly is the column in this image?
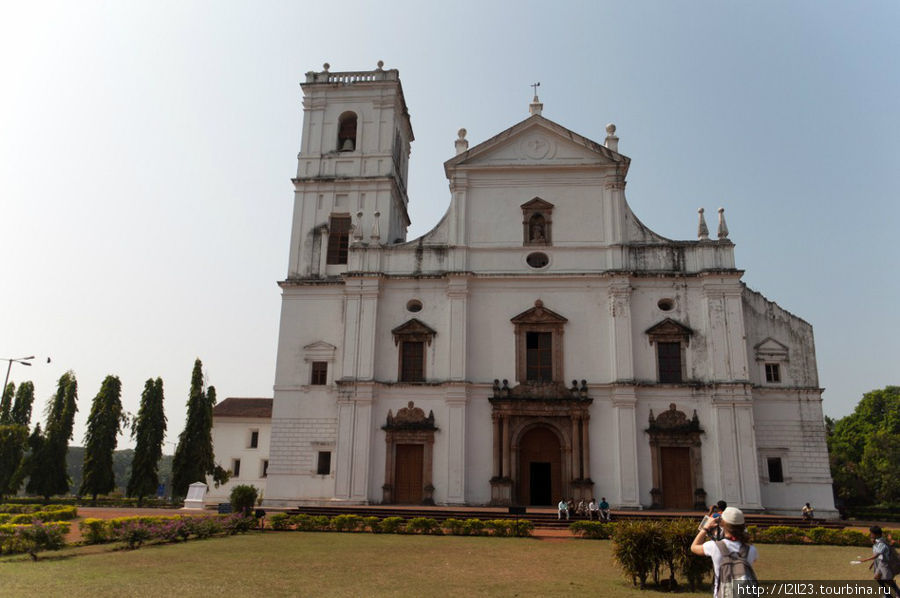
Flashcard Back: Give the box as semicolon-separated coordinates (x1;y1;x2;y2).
492;415;501;478
581;417;591;481
445;386;468;504
356;276;381;381
502;416;510;479
612;387;641;507
318;224;329;276
333;398;356;499
607;278;633;381
447;276;469;381
571;417;582;479
350;389;373;502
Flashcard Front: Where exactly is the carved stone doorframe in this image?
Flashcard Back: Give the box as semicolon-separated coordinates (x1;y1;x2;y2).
647;403;706;509
382;402;438;505
489;380;593;505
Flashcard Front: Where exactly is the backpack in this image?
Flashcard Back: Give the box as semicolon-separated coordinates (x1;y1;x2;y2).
877;539;900;578
715;541;758;598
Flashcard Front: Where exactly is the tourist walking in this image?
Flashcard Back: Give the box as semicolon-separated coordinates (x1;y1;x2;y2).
861;526;900;597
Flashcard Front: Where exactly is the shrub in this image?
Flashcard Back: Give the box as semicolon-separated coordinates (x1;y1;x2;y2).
511;519;534;537
313;515;331;531
15;521;68;560
269;513;291;531
612;520;667;588
379;517;405;534
229;485;260;516
664;519;711;591
407;517;440;535
117;521;152;549
463;518;485;536
193;516;225;539
756;525;806;544
839;529;871;546
152;518;187;543
570;521;614;539
224;513;256;535
364;516;381;533
80;518;110;544
486;519;511;537
443;518;465;535
332;514;364;532
291;514;315;531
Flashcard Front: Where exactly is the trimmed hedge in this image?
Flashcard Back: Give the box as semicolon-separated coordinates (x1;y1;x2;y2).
77;513;258;549
0;506;78;524
0;521;70;559
263;514;533;537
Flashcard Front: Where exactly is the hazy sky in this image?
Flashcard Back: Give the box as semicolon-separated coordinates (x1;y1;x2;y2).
1;1;897;453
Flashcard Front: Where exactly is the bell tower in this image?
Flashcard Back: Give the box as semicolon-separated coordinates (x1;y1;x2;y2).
286;62;414;279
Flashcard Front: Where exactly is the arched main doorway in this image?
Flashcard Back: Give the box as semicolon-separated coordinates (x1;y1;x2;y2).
517;426;562;506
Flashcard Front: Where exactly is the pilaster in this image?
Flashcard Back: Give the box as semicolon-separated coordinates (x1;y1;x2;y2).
612;385;641;508
444;385;469;504
447;276;469;381
608;278;634;381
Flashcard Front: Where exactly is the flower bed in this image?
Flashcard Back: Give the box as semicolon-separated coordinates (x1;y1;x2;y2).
266;513;533;537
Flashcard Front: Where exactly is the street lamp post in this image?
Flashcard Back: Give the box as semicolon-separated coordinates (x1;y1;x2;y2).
1;356;36;398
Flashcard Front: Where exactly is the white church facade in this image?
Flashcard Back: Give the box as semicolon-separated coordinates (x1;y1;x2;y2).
259;63;836;516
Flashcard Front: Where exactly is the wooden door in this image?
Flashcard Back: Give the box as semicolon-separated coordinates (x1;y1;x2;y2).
660;447;693;509
517;426;561;505
394;444;424;504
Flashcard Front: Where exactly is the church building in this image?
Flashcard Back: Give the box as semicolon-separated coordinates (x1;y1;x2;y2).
261;63;836;516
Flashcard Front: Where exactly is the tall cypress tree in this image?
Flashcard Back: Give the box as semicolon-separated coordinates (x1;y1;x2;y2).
0;380;35;499
0;382;14;424
27;372;78;500
171;359;217;498
10;381;35;427
80;375;125;501
127;378;167;504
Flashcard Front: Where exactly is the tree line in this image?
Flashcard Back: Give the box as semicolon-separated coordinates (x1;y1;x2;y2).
0;358;225;502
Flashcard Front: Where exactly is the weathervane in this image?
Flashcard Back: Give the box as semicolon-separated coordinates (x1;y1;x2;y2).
530;82;541;99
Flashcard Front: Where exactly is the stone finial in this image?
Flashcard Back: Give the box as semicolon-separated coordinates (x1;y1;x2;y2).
697;208;710;240
455;128;469;155
376;60;384;71
717;207;729;239
371;211;381;241
353;211;364;242
605;123;619;152
323;63;330;72
529;82;543;116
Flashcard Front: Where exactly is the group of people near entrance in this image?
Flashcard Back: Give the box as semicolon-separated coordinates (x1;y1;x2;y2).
557;497;610;521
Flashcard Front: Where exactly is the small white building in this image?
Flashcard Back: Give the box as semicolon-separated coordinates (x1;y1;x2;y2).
259;63;836;517
206;397;272;504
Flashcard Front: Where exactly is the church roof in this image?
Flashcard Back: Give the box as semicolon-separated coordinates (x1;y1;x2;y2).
213;397;273;419
444;113;630;176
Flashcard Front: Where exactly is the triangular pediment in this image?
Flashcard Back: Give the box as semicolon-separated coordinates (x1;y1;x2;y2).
520;197;554;211
510;300;568;325
303;340;337;352
391;318;437;338
754;337;789;360
645;318;693;337
444;115;629;174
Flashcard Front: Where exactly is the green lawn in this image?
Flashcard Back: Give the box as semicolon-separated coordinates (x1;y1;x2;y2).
0;533;872;598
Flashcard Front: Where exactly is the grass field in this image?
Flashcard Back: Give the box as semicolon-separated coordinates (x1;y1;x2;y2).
0;532;873;598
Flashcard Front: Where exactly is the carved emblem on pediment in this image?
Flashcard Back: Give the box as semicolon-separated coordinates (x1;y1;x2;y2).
384;401;437;431
519;134;556;160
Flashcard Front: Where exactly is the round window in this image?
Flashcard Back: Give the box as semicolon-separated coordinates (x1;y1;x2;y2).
526;252;549;269
406;299;423;313
657;298;675;311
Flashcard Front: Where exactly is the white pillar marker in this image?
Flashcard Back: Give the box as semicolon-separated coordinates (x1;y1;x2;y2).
698;207;710;240
718;207;729;239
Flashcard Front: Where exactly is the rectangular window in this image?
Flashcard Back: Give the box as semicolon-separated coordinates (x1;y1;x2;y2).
317;451;331;475
767;457;784;483
311;361;328;385
262;460;269;478
326;215;351;265
657;342;683;383
249;430;259;449
400;341;425;382
525;331;553;382
232;458;241;478
765;363;781;383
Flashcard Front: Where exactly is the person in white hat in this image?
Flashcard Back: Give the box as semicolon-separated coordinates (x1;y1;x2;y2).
691;506;759;597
